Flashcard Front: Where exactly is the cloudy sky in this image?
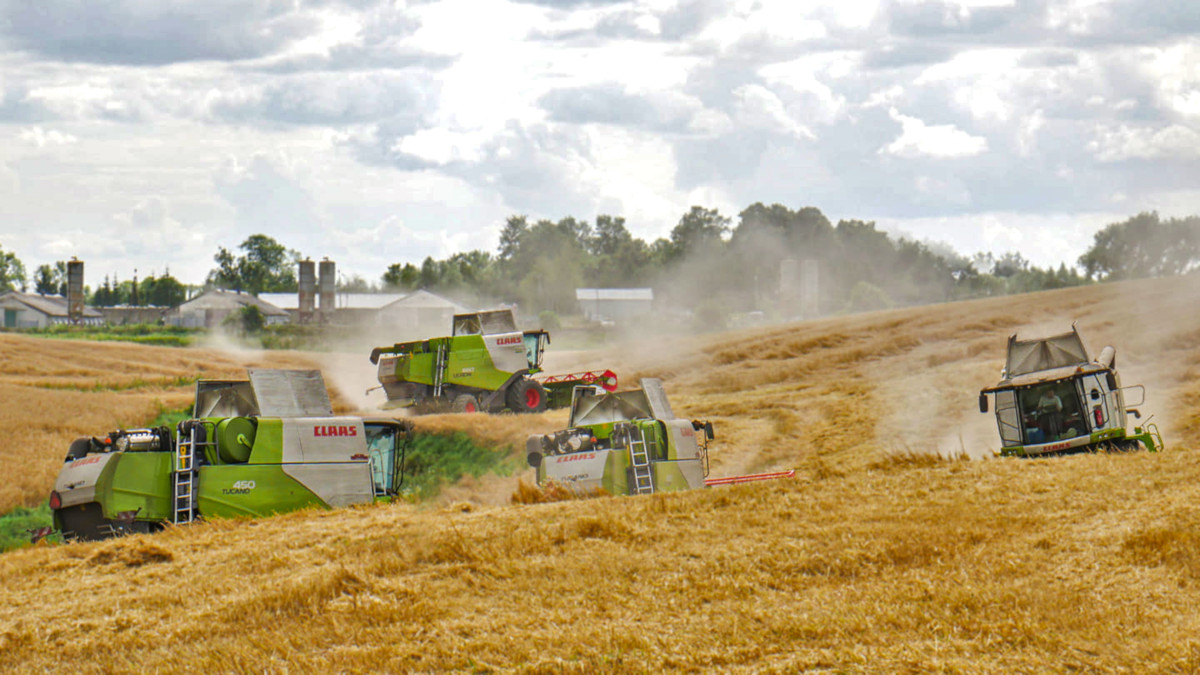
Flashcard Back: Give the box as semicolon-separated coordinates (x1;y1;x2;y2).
1;0;1197;285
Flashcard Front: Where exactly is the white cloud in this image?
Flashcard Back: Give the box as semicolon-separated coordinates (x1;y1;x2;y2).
697;1;828;50
1088;124;1200;162
0;162;18;198
392;127;489;165
1016;109;1045;157
1147;42;1200;119
18;127;78;147
1046;0;1112;34
282;9;362;58
732;84;814;140
874;212;1121;268
914;175;972;206
863;85;904;109
758;53;852;125
982;219;1024;250
881;108;988;158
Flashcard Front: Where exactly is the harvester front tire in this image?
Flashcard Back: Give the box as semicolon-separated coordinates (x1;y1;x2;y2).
452;394;481;414
506;379;548;414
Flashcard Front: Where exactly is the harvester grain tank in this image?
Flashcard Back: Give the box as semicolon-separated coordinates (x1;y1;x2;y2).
978;325;1163;457
525;379;714;495
49;369;412;541
369;308;617;413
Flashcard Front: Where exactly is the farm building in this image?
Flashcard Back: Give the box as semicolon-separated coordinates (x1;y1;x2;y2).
258;289;468;331
164;290;290;329
0;291;103;328
376;290;469;332
258;291;405;324
575;288;654;322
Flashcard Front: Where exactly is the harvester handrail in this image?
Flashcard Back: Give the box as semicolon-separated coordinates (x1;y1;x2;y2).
1119;383;1147;407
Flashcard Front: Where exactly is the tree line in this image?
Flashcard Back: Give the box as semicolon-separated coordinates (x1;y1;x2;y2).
375;206;1196;318
0;209;1195;316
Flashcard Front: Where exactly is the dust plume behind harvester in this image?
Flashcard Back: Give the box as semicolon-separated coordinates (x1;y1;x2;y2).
978;324;1163;457
48;369;412;541
369;307;617;414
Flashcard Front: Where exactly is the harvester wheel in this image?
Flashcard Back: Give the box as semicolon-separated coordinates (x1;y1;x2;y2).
452;394;481;414
506;378;548;414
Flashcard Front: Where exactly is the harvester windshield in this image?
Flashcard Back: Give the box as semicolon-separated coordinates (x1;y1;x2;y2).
1017;382;1084;444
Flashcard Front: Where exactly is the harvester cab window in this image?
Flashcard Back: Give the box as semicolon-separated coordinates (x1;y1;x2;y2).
453;314;481;336
523;331;547;370
1019;382;1083;444
1080;373;1113;431
365;424;397;494
993;390;1022;447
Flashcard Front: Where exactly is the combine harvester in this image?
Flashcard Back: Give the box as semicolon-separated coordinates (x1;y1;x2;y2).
369;308;616;414
978;324;1163;457
526;378;793;496
49;370;412;541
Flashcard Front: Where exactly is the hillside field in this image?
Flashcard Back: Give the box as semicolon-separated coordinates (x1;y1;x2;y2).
2;275;1200;672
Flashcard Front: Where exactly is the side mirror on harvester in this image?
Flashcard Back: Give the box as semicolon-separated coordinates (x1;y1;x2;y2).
705;421;715;441
978;393;989;414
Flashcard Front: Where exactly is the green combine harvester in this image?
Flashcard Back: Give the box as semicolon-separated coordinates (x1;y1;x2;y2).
49;370;412;541
525;378;715;495
370;308;616;413
978;324;1163;457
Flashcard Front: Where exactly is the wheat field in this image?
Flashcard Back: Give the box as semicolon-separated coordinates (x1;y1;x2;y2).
2;275;1200;672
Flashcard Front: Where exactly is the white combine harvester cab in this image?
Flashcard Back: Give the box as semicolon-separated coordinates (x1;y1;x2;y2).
978;324;1163;457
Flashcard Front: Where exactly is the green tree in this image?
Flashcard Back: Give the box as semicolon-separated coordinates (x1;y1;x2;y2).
91;276;116;307
33;264;62;296
498;215;529;262
505;218;589;313
382;262;420;290
1079;212;1200;280
0;245;27;292
669;206;730;260
207;234;300;295
140;272;187;307
589;215;633;257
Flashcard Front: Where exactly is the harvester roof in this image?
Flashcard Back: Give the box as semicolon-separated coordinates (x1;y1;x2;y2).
982;361;1110;392
1003;325;1089;378
983;324;1114;393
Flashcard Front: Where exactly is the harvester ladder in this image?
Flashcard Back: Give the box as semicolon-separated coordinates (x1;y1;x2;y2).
173;423;212;525
628;428;655;495
432;341;448;398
